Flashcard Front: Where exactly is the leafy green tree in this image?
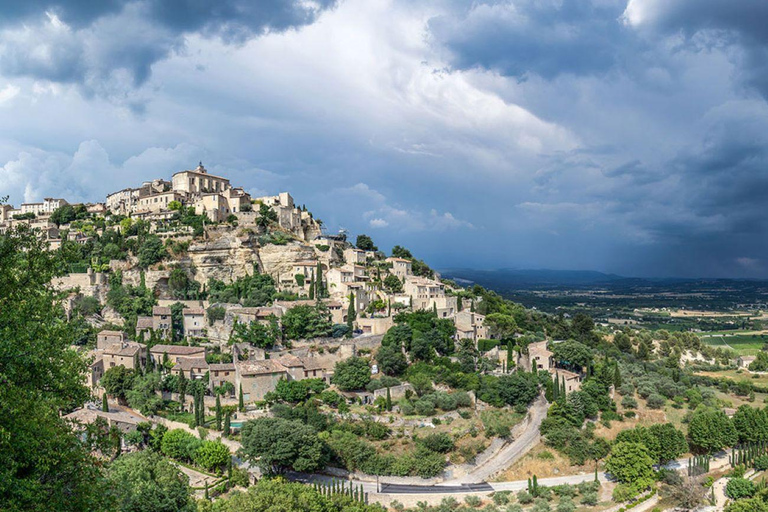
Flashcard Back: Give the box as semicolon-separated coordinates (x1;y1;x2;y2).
240;417;328;474
605;442;655;490
101;365;136;403
550;340;592;372
355;234;377;251
485;313;518;339
332;357;371;391
168;268;200;300
50;204;77;226
383;274;403;293
193;440;231;472
107;450;194;512
126;371;163;415
257;203;278;228
382;324;412;349
161;429;200;462
281;304;333;340
376;344;408;376
725;498;768;512
0;226;107;511
231;316;281;349
733;405;768;443
137;234;167;268
688;410;737;453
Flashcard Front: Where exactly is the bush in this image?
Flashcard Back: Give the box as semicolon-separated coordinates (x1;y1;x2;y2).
725;477;756;500
755;455;768;471
193;440;230;472
492;491;511;505
414;399;436;416
464;495;482;507
621;396;638;409
646;394;666;409
517;490;534;504
580;491;598;506
612;484;638;503
557;498;576;512
418;433;454;453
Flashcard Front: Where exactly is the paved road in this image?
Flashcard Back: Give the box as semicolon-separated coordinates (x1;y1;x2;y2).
451;394;548;484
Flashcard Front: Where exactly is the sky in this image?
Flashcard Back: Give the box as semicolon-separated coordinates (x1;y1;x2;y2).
1;0;768;278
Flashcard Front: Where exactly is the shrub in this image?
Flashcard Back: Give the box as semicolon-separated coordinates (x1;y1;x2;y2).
193;440;230;472
725;477;756;500
755;455;768;471
646;394;666;409
621;396;638;409
414;399;436;416
418;433;454;453
532;498;551;512
556;498;576;512
517;490;534;504
612;484;638;503
464;495;482;507
580;491;598;506
492;491;511;505
161;429;200;462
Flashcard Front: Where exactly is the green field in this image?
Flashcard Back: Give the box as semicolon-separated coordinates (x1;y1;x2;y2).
700;333;768;355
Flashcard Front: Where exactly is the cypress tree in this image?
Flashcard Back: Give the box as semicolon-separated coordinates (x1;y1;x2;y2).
102;392;109;412
223;412;231;437
433;302;438;317
470;300;475;313
215;394;222;430
309;278;315;300
178;370;187;410
239;383;245;412
193;387;200;427
204;481;209;501
613;364;622;387
347;293;356;336
386;387;392;411
315;262;324;298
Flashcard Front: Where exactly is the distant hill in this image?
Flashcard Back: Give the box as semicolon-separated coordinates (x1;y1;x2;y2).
441;268;626;289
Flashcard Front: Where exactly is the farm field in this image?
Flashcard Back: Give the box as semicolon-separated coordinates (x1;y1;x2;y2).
699;332;768;355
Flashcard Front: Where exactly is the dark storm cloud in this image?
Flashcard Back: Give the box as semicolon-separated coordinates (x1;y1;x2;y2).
429;0;634;79
0;0;337;89
625;0;768;99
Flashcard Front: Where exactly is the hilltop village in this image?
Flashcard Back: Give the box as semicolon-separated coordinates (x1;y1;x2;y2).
6;163;768;512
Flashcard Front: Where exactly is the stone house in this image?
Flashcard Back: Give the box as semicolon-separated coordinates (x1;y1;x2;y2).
386;257;412;279
344;248;368;265
171;357;209;380
551;368;582;393
135;191;185;214
172;163;231;195
97;330;127;350
65;406;148;435
152;306;172;338
135;316;153;341
209;363;236;395
357;316;394;336
149;344;206;365
182;307;206;338
453;311;489;343
102;341;147;371
235;359;289;402
523;341;554;372
738;356;757;369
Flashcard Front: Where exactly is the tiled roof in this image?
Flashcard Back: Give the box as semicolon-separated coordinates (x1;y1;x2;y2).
183;307;205;316
209;363;235;372
153;306;171;315
175;357;209;372
237;359;287;376
136;316;153;329
150;344;206;356
275;354;303;367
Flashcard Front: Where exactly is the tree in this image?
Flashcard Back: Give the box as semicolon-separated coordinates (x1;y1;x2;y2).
346;293;356;335
193;440;231;472
725;498;768;512
376;343;408;376
231;317;280;349
315;261;326;298
332;357;371;391
215;394;222;430
161;429;200;462
382;324;412;349
614;332;633;353
733;405;768;443
102;392;109;412
223;411;231;437
688;410;737;453
663;476;708;511
240;417;328;474
239;384;245;412
101;365;136;403
605;442;655;490
107;450;194;512
391;245;412;259
281;304;333;340
551;341;592;372
0;230;110;511
383;274;403;293
355;234;377;251
648;424;688;464
137;234;167;268
257;203;278;228
485;313;518;339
